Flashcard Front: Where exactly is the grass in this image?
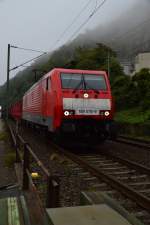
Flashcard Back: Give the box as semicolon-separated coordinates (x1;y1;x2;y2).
122;134;150;142
115;108;150;124
0;122;16;167
0;131;9;141
4;151;16;168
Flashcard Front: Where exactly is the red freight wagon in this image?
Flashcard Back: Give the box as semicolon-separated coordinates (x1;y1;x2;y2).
10;101;22;120
22;68;115;141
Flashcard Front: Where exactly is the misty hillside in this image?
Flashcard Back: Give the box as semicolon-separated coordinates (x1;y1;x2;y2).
21;0;150;71
67;0;150;61
12;0;150;74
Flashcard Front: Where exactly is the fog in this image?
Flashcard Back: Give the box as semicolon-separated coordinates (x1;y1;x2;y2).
0;0;149;85
68;0;150;60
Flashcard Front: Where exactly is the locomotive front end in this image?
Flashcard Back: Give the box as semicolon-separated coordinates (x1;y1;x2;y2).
58;69;115;142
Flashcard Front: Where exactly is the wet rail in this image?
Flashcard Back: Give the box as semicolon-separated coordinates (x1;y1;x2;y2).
116;136;150;150
51;142;150;224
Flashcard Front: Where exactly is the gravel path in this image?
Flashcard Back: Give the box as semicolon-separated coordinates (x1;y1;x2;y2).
0;119;16;187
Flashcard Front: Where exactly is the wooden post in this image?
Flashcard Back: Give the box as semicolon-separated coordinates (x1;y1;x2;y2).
15;134;20;163
46;176;59;208
23;143;30;190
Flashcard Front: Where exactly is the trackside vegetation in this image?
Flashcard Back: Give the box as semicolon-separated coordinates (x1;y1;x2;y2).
0;43;149;125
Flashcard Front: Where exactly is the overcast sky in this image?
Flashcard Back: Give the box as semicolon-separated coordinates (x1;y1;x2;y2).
0;0;137;85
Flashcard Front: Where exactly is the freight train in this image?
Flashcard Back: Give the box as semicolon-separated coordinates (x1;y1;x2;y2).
10;68;116;143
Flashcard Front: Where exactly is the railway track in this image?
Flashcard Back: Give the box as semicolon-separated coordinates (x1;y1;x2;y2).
51;143;150;225
116;135;150;150
9;122;150;224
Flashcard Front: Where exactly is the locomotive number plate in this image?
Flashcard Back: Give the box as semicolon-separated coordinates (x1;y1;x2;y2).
76;109;99;115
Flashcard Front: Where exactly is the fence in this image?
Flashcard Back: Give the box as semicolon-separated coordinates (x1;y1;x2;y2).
7;123;59;208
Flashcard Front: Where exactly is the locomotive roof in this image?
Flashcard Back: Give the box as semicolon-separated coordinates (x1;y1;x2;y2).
43;68;107;79
23;68;108;96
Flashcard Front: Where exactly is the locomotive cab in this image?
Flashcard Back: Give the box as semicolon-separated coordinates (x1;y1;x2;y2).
57;69;115;141
22;68;116;143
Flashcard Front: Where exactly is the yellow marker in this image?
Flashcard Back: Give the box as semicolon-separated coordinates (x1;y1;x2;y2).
31;172;39;178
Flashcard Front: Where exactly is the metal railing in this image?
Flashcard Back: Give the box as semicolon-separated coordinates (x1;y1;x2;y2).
7;122;59;208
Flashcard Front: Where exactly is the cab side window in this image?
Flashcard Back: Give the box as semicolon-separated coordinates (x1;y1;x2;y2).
46;78;51;90
42;78;51;90
46;78;48;90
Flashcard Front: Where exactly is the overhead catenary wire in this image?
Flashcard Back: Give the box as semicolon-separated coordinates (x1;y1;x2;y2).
10;52;47;71
51;0;93;49
68;0;107;42
10;0;107;72
94;0;98;12
11;45;47;54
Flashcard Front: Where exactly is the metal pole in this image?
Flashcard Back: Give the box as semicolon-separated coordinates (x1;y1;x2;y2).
107;51;110;78
6;44;10;119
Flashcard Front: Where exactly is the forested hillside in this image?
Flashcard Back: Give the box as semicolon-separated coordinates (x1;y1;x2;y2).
0;43;150;124
0;44;123;107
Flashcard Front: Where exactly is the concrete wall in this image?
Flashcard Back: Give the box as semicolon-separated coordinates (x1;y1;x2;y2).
135;52;150;73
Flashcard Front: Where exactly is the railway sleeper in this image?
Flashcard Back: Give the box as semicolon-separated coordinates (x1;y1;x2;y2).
81;156;105;160
91;183;107;189
103;190;117;195
117;175;148;182
79;172;91;176
86;159;113;164
87;160;113;164
97;162;120;167
129;181;150;187
71;167;83;171
95;162;120;166
84;177;98;182
100;166;127;171
138;189;150;194
133;210;150;219
107;170;136;175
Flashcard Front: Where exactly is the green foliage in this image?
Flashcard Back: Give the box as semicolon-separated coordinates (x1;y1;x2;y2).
0;43;123;109
132;68;150;110
115;108;150;124
72;44;117;70
112;68;150;119
4;151;16;168
0;131;9;142
0;42;149;125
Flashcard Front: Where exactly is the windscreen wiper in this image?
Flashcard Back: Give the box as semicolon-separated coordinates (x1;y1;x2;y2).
72;76;83;93
83;79;99;94
72;75;99;94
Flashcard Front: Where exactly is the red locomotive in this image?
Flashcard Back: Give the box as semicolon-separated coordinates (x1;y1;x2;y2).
9;101;22;120
21;68;115;141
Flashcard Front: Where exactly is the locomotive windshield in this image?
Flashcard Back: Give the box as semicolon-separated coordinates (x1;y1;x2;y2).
61;73;107;90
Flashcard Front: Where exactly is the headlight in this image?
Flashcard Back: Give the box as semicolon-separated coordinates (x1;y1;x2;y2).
64;111;70;116
105;111;110;116
84;93;89;98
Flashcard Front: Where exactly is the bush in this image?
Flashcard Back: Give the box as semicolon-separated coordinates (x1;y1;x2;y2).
4;152;16;168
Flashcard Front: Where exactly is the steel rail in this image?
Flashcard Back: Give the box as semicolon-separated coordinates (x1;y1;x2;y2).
100;151;150;176
119;135;150;145
51;142;150;213
115;136;150;150
27;145;50;177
